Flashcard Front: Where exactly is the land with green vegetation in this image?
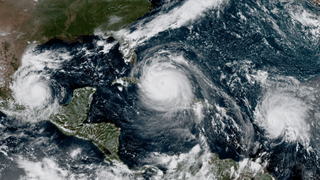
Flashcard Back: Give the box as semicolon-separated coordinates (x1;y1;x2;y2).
0;1;288;178
49;87;121;161
161;152;275;180
49;86;275;179
31;0;153;43
0;0;153;98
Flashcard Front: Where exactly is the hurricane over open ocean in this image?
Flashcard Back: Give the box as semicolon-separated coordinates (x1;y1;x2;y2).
1;0;320;179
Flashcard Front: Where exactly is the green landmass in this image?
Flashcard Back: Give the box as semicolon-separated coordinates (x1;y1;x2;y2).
207;154;274;180
159;152;275;180
0;0;152;99
49;87;121;161
31;0;153;43
111;77;140;88
46;85;275;179
0;1;277;178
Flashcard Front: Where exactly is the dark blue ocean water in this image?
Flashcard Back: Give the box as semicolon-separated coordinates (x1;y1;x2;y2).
0;112;107;179
1;0;320;179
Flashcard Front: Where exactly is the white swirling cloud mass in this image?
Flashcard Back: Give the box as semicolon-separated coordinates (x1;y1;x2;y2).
138;58;194;112
1;46;69;122
12;74;53;109
254;92;310;145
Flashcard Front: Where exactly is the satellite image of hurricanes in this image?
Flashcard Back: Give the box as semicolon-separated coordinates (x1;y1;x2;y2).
1;0;320;179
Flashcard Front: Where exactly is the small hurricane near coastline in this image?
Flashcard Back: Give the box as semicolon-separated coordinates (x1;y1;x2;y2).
1;0;320;179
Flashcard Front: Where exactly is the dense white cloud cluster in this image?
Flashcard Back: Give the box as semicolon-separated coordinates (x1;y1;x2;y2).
138;58;194;112
255;92;310;144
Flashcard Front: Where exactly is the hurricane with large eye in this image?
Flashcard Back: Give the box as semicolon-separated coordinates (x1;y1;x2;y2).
115;46;224;164
138;58;194;112
133;49;209;115
2;0;320;179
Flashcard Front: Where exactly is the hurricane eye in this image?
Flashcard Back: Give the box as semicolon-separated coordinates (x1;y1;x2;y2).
138;60;194;112
254;93;310;144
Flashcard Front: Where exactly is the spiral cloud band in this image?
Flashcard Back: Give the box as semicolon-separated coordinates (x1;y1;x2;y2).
1;46;68;122
138;59;194;112
254;92;310;144
12;74;53;109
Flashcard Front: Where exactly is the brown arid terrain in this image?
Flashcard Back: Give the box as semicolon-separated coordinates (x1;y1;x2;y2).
0;0;319;99
0;0;41;98
313;0;320;6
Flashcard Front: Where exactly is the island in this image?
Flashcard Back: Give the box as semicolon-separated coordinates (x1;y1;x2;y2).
1;0;300;179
